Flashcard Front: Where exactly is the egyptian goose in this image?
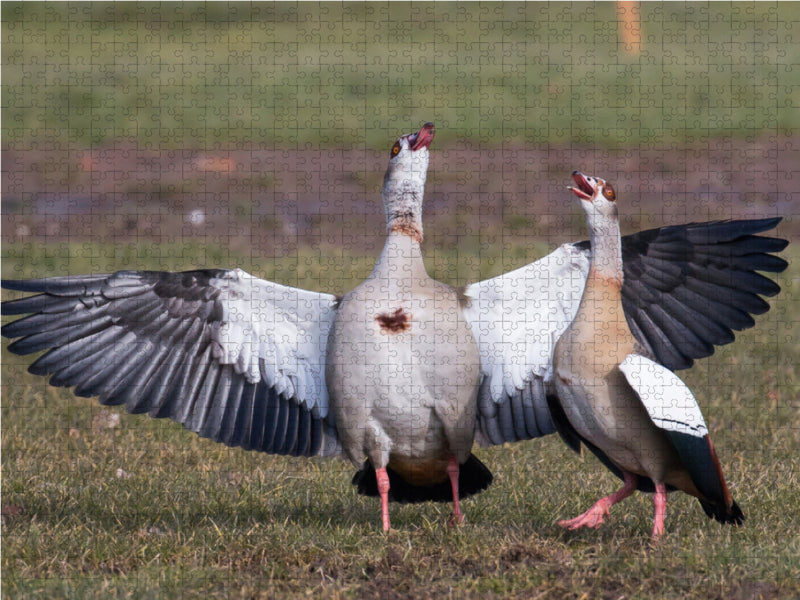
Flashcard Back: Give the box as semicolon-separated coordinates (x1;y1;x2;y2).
1;126;787;530
327;122;488;530
552;172;745;538
465;217;786;449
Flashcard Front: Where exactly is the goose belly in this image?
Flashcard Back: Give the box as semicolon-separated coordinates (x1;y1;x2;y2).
327;286;480;468
555;368;678;479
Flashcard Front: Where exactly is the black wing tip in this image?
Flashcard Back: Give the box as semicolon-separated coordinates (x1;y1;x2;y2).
2;279;47;292
683;216;784;236
700;498;745;526
717;216;782;233
622;216;784;237
352;454;494;504
2;279;22;290
1;301;32;317
1;274;109;291
766;254;789;274
5;339;34;354
730;216;783;235
1;270;233;293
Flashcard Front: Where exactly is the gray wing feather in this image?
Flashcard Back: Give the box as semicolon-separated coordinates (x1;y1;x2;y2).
2;269;341;457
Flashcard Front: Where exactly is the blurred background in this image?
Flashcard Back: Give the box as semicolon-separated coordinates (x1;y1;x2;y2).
2;2;796;291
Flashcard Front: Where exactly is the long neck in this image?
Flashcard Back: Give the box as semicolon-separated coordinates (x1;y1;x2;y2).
587;213;623;289
370;231;428;280
385;189;423;244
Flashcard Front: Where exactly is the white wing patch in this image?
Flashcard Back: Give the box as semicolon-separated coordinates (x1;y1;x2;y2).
619;353;709;438
463;243;589;401
210;269;338;418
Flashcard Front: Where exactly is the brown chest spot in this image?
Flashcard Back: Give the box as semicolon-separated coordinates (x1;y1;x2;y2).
376;308;412;333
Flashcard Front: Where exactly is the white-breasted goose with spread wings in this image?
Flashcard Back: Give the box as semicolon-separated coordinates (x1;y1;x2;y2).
1;126;788;530
552;172;746;538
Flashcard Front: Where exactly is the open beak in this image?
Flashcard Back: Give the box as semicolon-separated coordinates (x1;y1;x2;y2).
568;171;596;200
409;122;435;151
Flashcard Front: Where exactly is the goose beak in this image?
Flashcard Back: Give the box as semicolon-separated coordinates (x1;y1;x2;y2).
409;122;435;151
568;171;595;200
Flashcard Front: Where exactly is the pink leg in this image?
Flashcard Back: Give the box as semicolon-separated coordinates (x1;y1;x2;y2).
652;482;667;539
558;471;637;530
375;467;391;532
446;456;464;526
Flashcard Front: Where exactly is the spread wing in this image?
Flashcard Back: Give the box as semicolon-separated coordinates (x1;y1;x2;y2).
2;269;341;457
462;244;588;445
611;218;787;370
464;218;787;446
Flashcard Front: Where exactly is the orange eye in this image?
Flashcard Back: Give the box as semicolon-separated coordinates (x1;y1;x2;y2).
391;143;401;157
602;184;616;201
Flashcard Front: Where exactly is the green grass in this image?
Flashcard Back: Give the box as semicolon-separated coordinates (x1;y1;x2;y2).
3;2;799;149
2;240;798;599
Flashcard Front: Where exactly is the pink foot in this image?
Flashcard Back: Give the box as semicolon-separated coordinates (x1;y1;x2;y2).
448;512;465;527
558;499;612;529
652;482;667;540
376;467;392;532
558;471;637;531
446;456;465;526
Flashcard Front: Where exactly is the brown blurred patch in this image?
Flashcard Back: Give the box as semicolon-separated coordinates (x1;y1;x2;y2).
1;503;23;521
2;138;793;259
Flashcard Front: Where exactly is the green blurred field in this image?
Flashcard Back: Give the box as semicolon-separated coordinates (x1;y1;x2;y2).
2;3;799;599
3;2;799;149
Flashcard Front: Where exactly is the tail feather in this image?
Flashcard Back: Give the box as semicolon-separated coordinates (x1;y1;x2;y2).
666;432;744;526
352;454;493;504
699;498;745;526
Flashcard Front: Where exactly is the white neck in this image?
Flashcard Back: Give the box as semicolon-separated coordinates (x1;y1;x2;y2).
370;231;428;280
381;148;428;244
383;182;424;243
587;211;623;284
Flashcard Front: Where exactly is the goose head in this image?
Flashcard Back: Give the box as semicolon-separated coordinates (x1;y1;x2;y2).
568;171;619;230
383;122;435;241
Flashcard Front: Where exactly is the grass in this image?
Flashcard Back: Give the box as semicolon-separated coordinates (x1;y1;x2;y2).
2;240;798;599
3;2;799;149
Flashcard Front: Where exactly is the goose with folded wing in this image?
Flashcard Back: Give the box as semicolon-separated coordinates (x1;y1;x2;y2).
552;172;745;538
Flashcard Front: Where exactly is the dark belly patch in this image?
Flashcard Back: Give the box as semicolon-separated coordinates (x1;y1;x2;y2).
389;453;449;486
376;308;412;333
